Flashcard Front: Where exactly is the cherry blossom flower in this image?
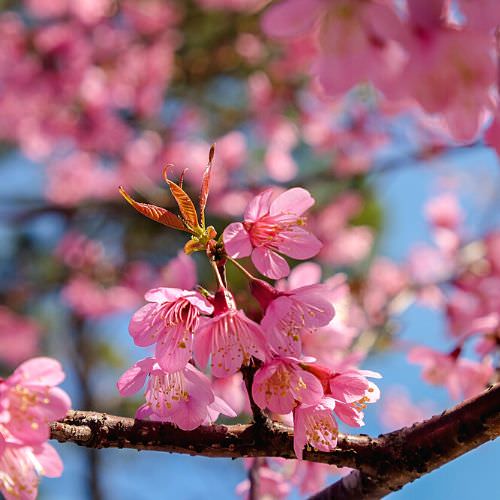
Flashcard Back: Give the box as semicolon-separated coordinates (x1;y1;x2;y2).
117;357;235;430
0;358;71;445
236;465;291;500
0;436;63;500
0;308;40;367
251;278;335;357
0;358;70;499
408;346;493;399
223;188;322;279
194;288;269;377
304;364;381;427
252;357;324;414
293;398;338;459
129;288;213;372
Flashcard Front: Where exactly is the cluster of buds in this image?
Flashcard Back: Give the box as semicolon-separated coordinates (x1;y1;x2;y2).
118;148;381;457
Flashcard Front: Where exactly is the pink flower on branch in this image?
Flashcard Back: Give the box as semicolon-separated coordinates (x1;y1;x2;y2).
0;358;71;446
408;346;494;399
305;365;381;427
129;287;213;372
0;357;70;499
117;357;235;431
293;398;338;460
0;437;63;500
252;357;324;414
223;188;322;279
193;288;269;377
253;279;335;358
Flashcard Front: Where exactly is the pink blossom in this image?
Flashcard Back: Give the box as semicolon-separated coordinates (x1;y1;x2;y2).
0;308;40;366
0;358;71;445
397;28;496;142
256;280;335;358
0;436;63;500
252;357;324;414
304;364;381;427
291;461;340;495
117;357;235;430
262;0;404;96
328;370;381;427
129;287;213;372
160;252;197;292
223;188;322;279
236;466;291;500
212;372;249;415
293;398;338;459
425;193;463;230
62;275;140;318
458;0;500;31
193;289;269;377
379;386;433;431
55;231;105;269
408;346;494;399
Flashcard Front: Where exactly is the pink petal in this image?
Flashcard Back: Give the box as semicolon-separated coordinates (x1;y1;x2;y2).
223;222;253;258
275;228;322;260
185;293;214;314
287;263;322;288
270;187;315;217
12;357;65;386
155;325;193;373
251;247;290;279
128;303;164;347
117;358;154;396
261;0;323;39
209;396;237;419
34;443;63;478
244;189;273;221
144;287;185;303
193;320;213;370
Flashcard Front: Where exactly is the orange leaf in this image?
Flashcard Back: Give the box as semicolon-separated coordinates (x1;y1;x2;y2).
119;187;192;233
199;144;215;228
163;169;199;229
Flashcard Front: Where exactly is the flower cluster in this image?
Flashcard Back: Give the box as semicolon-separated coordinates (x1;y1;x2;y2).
0;358;71;499
118;157;381;461
262;0;500;142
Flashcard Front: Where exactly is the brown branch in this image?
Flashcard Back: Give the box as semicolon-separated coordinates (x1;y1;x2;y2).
310;382;500;499
50;383;500;497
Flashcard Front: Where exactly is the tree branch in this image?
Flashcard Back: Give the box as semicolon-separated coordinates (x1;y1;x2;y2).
310;382;500;499
50;383;500;497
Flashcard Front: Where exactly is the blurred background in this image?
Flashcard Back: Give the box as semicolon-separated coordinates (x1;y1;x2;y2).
0;1;499;499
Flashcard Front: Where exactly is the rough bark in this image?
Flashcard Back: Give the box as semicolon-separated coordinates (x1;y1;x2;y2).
50;383;500;498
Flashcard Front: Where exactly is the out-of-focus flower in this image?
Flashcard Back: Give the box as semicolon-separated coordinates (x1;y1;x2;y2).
236;465;291;500
0;308;40;366
408;346;493;399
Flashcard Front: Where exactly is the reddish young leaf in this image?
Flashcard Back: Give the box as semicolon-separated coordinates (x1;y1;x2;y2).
119;187;192;233
199;144;215;228
163;169;199;230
